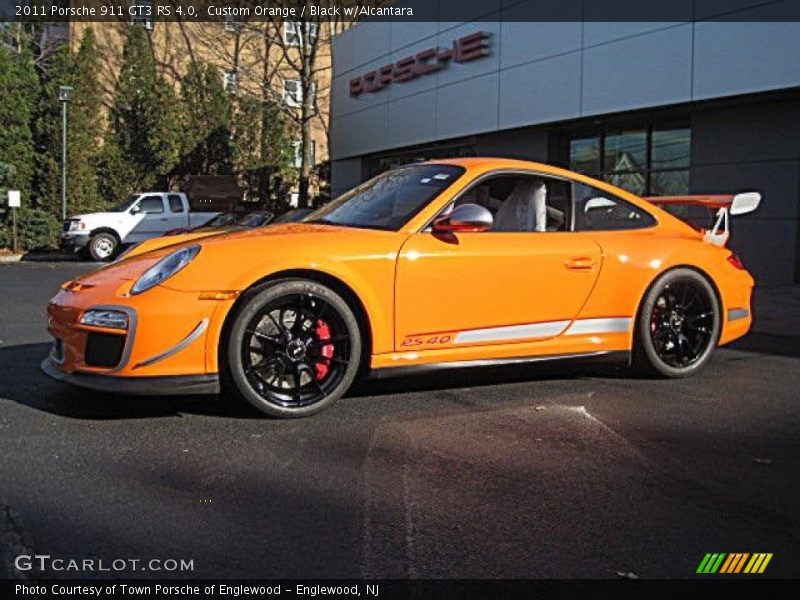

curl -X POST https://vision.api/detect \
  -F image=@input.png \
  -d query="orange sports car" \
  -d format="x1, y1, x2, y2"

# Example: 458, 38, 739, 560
43, 158, 761, 418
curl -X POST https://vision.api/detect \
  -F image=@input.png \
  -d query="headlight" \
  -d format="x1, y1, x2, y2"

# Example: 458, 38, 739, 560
130, 245, 201, 295
80, 310, 129, 329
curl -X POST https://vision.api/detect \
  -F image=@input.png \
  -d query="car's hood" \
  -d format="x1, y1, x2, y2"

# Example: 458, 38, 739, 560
123, 223, 347, 259
70, 223, 402, 291
122, 230, 224, 259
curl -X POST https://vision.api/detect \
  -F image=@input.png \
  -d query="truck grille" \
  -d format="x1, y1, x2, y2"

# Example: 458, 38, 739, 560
62, 221, 74, 233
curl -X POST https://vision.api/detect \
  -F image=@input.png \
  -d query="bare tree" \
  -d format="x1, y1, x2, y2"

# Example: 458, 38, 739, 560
270, 4, 334, 207
197, 7, 337, 207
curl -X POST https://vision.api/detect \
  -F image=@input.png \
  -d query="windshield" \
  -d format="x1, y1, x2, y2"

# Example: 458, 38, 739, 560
306, 164, 466, 231
275, 208, 313, 223
112, 195, 140, 212
235, 212, 274, 227
196, 213, 236, 229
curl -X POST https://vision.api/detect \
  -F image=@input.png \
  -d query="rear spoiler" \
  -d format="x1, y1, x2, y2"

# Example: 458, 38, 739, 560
644, 192, 761, 246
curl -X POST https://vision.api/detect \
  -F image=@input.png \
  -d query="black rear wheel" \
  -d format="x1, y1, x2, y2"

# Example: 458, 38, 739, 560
226, 279, 361, 417
634, 268, 720, 377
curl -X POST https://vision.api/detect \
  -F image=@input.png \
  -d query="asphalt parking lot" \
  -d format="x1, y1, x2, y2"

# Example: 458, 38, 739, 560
1, 262, 799, 579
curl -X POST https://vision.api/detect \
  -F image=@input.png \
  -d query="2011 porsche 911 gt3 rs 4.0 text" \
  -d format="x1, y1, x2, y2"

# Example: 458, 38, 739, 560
42, 158, 760, 418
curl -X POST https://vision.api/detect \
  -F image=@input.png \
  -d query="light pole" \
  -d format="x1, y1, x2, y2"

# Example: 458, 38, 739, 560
58, 85, 74, 221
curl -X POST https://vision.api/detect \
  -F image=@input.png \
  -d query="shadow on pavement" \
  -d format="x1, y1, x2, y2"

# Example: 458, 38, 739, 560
728, 331, 800, 358
352, 360, 624, 397
0, 343, 261, 420
1, 342, 627, 421
8, 331, 795, 422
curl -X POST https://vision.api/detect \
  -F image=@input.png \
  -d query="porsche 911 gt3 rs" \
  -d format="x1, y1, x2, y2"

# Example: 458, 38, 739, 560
43, 158, 760, 417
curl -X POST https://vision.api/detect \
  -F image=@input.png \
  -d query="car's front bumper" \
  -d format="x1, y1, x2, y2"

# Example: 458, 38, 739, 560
44, 277, 236, 395
41, 356, 219, 395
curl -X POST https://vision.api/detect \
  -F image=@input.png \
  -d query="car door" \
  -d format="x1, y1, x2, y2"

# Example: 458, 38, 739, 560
394, 173, 602, 351
166, 194, 189, 230
128, 195, 170, 241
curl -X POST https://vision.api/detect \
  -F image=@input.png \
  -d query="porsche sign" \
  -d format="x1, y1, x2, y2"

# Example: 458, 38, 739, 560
349, 32, 491, 98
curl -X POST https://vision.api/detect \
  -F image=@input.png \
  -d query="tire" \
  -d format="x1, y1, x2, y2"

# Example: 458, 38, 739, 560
87, 232, 119, 262
634, 268, 721, 378
225, 279, 362, 418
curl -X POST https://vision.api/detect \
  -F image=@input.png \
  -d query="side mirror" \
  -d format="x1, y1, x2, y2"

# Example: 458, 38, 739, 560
129, 206, 141, 215
432, 203, 493, 233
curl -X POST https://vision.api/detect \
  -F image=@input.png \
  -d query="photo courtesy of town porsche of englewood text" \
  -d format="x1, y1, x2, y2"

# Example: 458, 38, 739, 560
1, 1, 800, 598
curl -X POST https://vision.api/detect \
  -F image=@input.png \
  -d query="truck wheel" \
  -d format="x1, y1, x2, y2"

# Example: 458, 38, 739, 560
88, 233, 118, 262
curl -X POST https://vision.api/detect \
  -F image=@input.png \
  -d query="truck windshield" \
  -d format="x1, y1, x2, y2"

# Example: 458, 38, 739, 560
112, 195, 140, 212
306, 164, 466, 231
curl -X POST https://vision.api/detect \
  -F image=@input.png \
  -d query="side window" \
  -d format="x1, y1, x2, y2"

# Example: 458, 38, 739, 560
139, 196, 164, 214
451, 174, 571, 233
168, 194, 184, 213
573, 183, 656, 231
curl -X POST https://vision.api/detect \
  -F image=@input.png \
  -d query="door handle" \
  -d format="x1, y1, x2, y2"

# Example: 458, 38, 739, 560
160, 218, 168, 221
565, 256, 596, 270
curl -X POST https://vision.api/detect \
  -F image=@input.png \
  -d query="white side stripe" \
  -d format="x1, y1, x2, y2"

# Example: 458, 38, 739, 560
564, 318, 632, 335
452, 317, 632, 344
454, 321, 570, 344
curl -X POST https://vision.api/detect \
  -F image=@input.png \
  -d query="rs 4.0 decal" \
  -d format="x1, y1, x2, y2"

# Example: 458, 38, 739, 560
402, 334, 452, 347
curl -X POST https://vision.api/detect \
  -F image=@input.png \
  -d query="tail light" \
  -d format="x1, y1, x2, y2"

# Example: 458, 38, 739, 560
727, 253, 746, 270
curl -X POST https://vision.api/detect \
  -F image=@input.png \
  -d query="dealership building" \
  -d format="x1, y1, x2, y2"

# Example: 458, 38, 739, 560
329, 7, 800, 284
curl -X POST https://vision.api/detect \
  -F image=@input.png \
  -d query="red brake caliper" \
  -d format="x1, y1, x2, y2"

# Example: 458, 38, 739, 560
314, 320, 335, 381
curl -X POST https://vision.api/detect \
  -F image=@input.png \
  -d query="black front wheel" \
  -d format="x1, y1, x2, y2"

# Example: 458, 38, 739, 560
225, 279, 362, 418
634, 268, 721, 378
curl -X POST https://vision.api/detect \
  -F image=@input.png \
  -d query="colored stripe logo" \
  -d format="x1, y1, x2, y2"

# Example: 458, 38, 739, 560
697, 553, 773, 574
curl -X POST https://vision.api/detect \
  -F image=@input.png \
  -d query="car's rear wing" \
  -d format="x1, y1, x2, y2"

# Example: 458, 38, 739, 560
644, 192, 761, 246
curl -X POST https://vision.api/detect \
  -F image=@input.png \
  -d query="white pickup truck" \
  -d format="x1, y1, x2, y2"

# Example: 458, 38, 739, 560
60, 192, 219, 261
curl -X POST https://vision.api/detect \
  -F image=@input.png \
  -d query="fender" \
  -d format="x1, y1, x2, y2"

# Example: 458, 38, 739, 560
225, 253, 398, 357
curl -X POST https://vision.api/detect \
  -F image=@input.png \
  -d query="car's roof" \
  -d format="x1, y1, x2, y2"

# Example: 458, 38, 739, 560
419, 157, 574, 177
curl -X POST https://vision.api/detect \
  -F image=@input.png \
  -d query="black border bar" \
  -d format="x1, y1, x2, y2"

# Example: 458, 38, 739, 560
3, 0, 800, 23
3, 579, 800, 600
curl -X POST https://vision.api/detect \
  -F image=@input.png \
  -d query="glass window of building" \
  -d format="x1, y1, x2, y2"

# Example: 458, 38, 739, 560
569, 137, 601, 177
568, 126, 690, 197
283, 22, 319, 46
131, 0, 154, 30
223, 70, 238, 94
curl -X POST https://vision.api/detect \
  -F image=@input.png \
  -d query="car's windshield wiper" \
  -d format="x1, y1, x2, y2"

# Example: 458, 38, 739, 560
306, 218, 340, 226
305, 218, 392, 231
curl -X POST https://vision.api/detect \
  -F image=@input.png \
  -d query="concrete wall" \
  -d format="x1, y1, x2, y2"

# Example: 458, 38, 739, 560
330, 159, 365, 198
330, 3, 800, 161
690, 98, 800, 284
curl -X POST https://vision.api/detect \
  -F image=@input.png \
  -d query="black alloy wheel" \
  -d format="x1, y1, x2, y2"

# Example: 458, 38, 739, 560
635, 268, 720, 378
226, 279, 361, 417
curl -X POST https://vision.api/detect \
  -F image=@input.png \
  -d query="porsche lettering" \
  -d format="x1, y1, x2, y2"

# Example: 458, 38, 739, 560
349, 32, 490, 97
